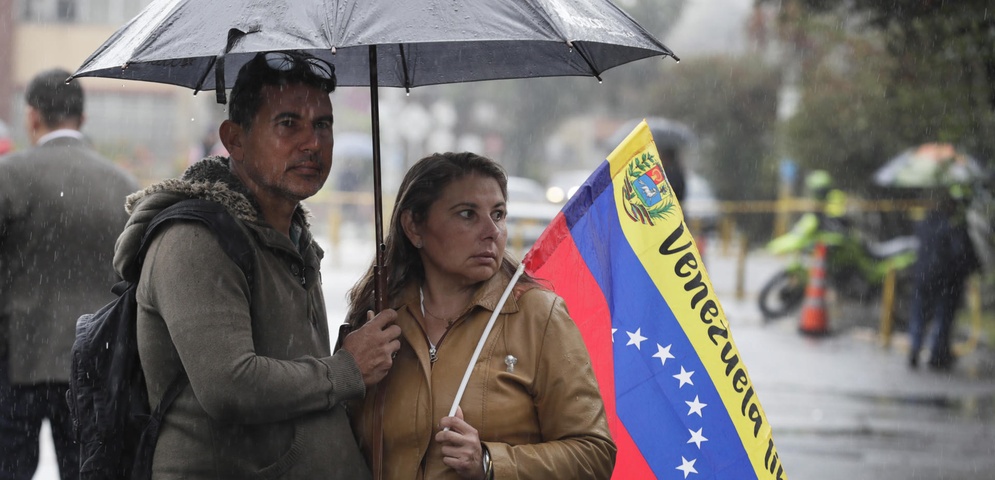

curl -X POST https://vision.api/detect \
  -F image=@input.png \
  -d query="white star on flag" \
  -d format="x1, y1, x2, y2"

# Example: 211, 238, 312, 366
611, 328, 617, 343
652, 343, 674, 366
673, 366, 694, 388
676, 456, 698, 478
687, 427, 708, 449
685, 395, 707, 417
626, 328, 647, 350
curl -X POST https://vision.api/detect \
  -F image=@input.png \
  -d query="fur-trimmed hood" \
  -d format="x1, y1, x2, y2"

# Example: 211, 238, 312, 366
126, 156, 260, 222
113, 156, 310, 279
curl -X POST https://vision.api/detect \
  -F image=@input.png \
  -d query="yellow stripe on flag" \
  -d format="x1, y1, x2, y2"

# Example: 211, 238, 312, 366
607, 120, 785, 479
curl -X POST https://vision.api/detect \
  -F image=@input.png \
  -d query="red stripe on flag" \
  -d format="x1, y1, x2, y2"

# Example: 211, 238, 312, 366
526, 215, 654, 479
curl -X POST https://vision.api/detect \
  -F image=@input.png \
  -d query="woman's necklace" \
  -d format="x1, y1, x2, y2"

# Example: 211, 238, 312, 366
419, 286, 470, 364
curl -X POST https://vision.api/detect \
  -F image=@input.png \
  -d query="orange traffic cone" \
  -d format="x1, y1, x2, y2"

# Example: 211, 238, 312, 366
799, 242, 829, 336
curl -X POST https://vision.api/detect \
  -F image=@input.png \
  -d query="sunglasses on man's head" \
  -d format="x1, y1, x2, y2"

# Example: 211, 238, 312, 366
263, 52, 336, 84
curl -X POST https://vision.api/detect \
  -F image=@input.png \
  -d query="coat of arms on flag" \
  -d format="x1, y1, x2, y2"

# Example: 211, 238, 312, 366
524, 120, 786, 479
623, 153, 677, 224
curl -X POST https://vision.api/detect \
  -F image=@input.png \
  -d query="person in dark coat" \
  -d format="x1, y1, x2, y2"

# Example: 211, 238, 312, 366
0, 68, 140, 479
908, 186, 981, 370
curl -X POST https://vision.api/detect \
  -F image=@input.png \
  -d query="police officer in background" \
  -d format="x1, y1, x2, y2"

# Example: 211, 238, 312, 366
908, 184, 981, 370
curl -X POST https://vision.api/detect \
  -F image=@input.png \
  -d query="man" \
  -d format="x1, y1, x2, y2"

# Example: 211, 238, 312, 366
0, 68, 139, 479
114, 51, 400, 478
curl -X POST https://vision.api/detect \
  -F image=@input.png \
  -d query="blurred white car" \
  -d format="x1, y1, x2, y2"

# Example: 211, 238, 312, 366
682, 172, 720, 232
506, 176, 561, 254
544, 169, 593, 204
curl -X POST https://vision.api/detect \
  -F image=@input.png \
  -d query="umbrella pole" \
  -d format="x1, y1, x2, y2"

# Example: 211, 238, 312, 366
369, 45, 387, 313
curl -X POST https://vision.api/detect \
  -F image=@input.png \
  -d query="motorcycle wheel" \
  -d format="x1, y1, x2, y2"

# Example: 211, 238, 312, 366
758, 269, 808, 321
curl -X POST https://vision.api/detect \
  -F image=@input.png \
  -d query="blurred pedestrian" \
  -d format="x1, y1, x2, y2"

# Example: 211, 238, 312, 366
908, 185, 981, 370
658, 145, 686, 203
0, 68, 139, 480
186, 126, 227, 166
346, 152, 616, 479
116, 51, 398, 478
0, 119, 12, 155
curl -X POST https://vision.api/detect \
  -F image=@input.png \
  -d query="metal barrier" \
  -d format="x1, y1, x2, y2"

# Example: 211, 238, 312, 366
308, 191, 982, 350
306, 190, 541, 259
707, 196, 983, 351
710, 197, 932, 253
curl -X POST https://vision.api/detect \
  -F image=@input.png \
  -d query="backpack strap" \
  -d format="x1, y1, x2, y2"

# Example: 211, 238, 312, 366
129, 198, 255, 479
136, 198, 255, 285
132, 373, 190, 479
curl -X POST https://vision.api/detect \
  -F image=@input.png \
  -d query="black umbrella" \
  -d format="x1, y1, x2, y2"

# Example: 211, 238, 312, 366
609, 116, 697, 150
70, 0, 678, 309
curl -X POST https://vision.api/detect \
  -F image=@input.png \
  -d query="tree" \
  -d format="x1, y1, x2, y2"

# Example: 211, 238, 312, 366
644, 57, 782, 204
758, 0, 995, 192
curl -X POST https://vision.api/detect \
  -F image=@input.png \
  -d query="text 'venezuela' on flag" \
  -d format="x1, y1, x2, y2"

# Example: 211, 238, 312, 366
523, 120, 785, 479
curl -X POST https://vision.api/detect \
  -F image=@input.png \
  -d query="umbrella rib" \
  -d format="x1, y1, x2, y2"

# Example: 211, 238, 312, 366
570, 43, 603, 82
192, 56, 218, 96
399, 44, 411, 94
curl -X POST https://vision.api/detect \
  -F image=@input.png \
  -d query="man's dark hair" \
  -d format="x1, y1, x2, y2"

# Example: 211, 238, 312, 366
228, 51, 337, 129
26, 68, 84, 127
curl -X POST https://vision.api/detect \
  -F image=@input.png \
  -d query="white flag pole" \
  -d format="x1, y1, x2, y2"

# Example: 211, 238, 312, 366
445, 263, 526, 423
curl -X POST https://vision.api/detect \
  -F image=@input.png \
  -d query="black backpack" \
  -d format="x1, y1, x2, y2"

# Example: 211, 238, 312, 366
67, 198, 254, 480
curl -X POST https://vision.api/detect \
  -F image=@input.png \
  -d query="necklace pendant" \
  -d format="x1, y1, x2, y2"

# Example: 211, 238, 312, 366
505, 355, 517, 373
429, 346, 438, 364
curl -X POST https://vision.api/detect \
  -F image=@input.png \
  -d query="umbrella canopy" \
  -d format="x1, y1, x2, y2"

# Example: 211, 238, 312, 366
873, 143, 985, 188
72, 0, 676, 93
71, 0, 677, 309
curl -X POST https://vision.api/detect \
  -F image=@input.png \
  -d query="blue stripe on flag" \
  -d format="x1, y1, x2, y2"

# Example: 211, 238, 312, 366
564, 162, 755, 478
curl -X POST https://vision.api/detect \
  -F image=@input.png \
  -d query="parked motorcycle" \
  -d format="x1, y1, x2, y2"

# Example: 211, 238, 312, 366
758, 212, 918, 322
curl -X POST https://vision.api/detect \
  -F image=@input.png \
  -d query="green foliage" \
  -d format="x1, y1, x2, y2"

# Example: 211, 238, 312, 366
763, 0, 995, 193
642, 57, 783, 204
782, 37, 904, 192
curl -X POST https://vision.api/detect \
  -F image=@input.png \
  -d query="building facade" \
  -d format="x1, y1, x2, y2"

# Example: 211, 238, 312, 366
0, 0, 221, 183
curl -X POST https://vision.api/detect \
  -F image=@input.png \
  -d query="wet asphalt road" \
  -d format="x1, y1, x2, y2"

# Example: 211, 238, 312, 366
712, 241, 995, 480
735, 319, 995, 480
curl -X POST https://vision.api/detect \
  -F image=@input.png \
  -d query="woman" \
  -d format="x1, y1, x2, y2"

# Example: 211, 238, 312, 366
347, 152, 615, 479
